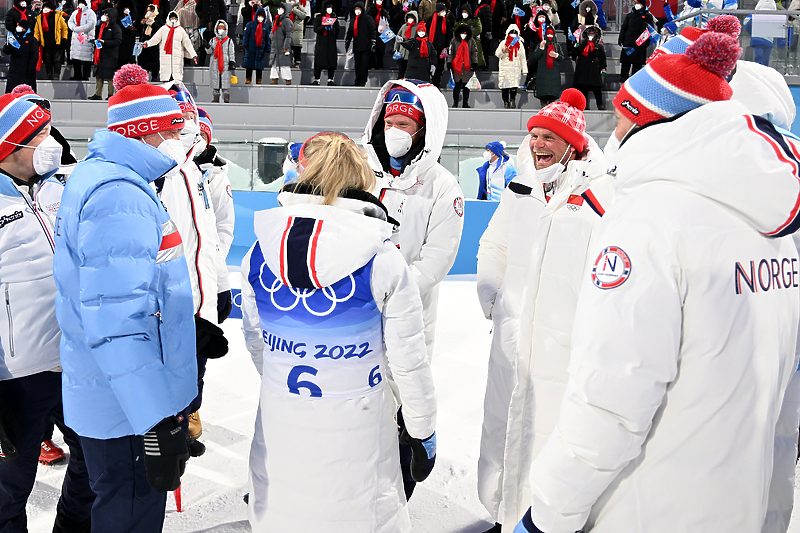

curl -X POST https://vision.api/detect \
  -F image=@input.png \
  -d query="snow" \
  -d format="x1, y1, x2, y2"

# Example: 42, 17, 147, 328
24, 278, 800, 532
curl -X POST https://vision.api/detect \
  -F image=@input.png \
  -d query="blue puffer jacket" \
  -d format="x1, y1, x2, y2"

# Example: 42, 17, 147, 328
54, 129, 198, 439
243, 7, 271, 70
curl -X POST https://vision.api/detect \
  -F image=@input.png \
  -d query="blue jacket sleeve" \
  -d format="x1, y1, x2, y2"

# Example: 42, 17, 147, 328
476, 162, 488, 200
243, 22, 252, 48
76, 181, 181, 435
504, 162, 517, 186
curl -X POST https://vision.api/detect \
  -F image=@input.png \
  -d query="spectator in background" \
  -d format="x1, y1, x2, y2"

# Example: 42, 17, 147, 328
269, 2, 294, 84
67, 0, 95, 80
312, 0, 340, 85
395, 10, 418, 78
243, 7, 271, 84
476, 141, 516, 201
88, 8, 122, 99
289, 0, 307, 68
448, 23, 478, 108
6, 0, 32, 32
401, 20, 436, 81
3, 20, 39, 92
531, 26, 563, 106
572, 24, 605, 109
618, 0, 654, 82
241, 0, 264, 28
477, 0, 503, 63
522, 9, 548, 91
197, 0, 227, 64
34, 1, 68, 80
568, 0, 598, 54
425, 2, 451, 88
345, 1, 376, 86
744, 0, 777, 66
650, 0, 678, 30
458, 5, 484, 70
366, 0, 387, 70
116, 0, 137, 67
142, 10, 198, 82
418, 0, 435, 22
206, 19, 235, 101
497, 24, 527, 108
138, 3, 161, 80
175, 0, 200, 33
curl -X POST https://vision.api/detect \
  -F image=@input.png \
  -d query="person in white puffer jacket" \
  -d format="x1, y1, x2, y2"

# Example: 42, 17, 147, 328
240, 133, 436, 533
515, 33, 800, 533
66, 0, 95, 80
476, 88, 611, 533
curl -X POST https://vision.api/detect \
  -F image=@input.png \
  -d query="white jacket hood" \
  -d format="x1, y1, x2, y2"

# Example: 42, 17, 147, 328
616, 100, 800, 238
255, 187, 394, 289
362, 79, 449, 190
730, 60, 795, 130
517, 132, 607, 195
756, 0, 776, 9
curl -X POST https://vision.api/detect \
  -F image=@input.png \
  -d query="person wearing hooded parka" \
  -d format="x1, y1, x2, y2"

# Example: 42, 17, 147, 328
269, 2, 294, 84
67, 0, 95, 80
3, 19, 39, 92
424, 2, 451, 88
243, 7, 271, 84
345, 1, 377, 86
401, 20, 436, 81
142, 10, 198, 82
394, 10, 418, 78
618, 0, 654, 81
312, 0, 340, 85
456, 5, 484, 68
448, 23, 477, 108
89, 7, 122, 99
138, 3, 161, 80
206, 19, 235, 101
6, 0, 33, 32
572, 24, 606, 109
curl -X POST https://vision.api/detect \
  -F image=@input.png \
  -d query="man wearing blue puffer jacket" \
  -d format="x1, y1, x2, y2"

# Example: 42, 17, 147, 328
53, 68, 198, 532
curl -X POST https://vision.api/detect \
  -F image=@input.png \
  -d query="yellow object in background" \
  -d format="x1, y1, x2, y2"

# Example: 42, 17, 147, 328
231, 75, 238, 85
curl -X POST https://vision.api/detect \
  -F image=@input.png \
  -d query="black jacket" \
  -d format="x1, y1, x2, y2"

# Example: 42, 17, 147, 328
345, 2, 377, 52
424, 10, 450, 51
313, 1, 340, 68
95, 8, 122, 78
618, 6, 653, 63
401, 36, 436, 80
197, 0, 226, 27
6, 0, 33, 32
572, 27, 606, 87
3, 27, 38, 91
476, 0, 503, 36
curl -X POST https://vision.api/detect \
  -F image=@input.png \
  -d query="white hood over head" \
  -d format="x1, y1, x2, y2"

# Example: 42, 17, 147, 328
362, 79, 449, 190
730, 60, 795, 130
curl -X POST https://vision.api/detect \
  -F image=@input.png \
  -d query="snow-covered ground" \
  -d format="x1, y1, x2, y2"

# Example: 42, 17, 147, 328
24, 278, 800, 532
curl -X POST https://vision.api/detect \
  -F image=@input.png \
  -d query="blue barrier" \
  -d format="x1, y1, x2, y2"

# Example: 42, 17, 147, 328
228, 191, 499, 275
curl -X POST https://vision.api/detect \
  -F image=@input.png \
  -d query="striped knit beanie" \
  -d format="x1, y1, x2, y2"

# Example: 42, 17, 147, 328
0, 93, 51, 162
198, 107, 213, 139
384, 86, 426, 125
171, 89, 196, 115
107, 64, 184, 137
526, 88, 587, 152
648, 15, 740, 63
613, 32, 741, 127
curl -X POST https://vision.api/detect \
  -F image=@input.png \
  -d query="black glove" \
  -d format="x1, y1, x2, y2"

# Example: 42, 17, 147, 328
0, 405, 17, 463
399, 428, 436, 482
143, 416, 189, 492
228, 60, 236, 71
195, 315, 229, 359
471, 62, 478, 71
217, 290, 232, 323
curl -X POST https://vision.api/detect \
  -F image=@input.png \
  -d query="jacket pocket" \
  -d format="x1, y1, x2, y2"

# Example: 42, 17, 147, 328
4, 284, 14, 359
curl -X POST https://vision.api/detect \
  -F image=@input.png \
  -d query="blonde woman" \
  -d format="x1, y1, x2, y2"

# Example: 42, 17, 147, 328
240, 133, 438, 533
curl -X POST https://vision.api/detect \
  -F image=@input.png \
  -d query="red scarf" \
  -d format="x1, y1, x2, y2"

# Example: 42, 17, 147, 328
93, 21, 106, 64
490, 0, 496, 13
582, 40, 594, 56
352, 12, 358, 36
374, 3, 382, 24
418, 35, 428, 57
42, 12, 49, 32
164, 23, 177, 54
14, 5, 27, 21
545, 37, 555, 68
515, 14, 521, 30
76, 6, 82, 24
404, 19, 414, 39
473, 4, 482, 16
452, 38, 469, 74
272, 17, 280, 33
427, 12, 445, 42
535, 21, 545, 40
505, 33, 519, 61
214, 35, 227, 72
255, 20, 263, 46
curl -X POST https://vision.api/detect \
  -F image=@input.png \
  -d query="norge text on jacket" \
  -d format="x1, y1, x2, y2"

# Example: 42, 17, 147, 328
734, 257, 799, 294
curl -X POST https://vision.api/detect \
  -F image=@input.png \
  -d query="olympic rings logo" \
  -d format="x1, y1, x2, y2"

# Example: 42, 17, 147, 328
259, 261, 356, 316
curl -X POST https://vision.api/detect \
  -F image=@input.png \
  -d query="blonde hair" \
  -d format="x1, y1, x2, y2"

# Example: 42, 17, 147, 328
293, 133, 376, 205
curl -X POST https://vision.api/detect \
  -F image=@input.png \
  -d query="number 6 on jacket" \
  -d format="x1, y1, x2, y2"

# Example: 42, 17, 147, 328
287, 365, 323, 397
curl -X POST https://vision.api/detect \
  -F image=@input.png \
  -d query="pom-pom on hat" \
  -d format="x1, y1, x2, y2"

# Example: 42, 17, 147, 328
107, 64, 184, 138
648, 14, 740, 63
0, 93, 51, 162
485, 141, 506, 158
384, 85, 426, 125
527, 88, 587, 152
197, 107, 213, 139
613, 32, 741, 127
10, 84, 34, 95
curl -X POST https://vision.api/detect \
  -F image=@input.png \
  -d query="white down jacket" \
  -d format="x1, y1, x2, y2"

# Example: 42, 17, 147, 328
0, 173, 62, 380
362, 79, 465, 357
67, 6, 96, 62
526, 100, 800, 533
476, 134, 611, 527
240, 187, 436, 533
145, 15, 197, 82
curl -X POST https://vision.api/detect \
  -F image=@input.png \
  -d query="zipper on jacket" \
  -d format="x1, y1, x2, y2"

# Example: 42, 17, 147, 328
5, 285, 15, 359
21, 190, 55, 253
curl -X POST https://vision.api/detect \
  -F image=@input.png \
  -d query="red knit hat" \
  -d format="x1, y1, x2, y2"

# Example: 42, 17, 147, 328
527, 88, 587, 152
0, 93, 51, 162
416, 20, 427, 34
613, 33, 741, 127
107, 64, 184, 138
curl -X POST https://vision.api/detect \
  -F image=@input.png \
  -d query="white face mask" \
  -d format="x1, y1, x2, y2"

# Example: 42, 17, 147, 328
384, 127, 415, 158
180, 120, 200, 153
42, 7, 50, 13
31, 135, 62, 175
588, 34, 594, 40
483, 151, 492, 161
439, 10, 445, 15
168, 17, 178, 25
157, 136, 186, 165
585, 6, 591, 11
377, 1, 382, 5
354, 8, 360, 15
417, 31, 425, 37
538, 16, 545, 22
407, 17, 414, 23
101, 14, 108, 21
124, 8, 130, 13
257, 16, 264, 21
327, 7, 333, 12
460, 33, 467, 39
461, 11, 468, 17
535, 147, 572, 184
19, 2, 26, 7
543, 4, 550, 9
194, 136, 207, 154
634, 3, 642, 8
277, 7, 284, 14
16, 26, 23, 32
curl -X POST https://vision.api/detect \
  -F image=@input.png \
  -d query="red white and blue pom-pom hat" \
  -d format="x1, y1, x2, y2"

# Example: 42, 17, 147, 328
107, 64, 185, 138
613, 32, 742, 127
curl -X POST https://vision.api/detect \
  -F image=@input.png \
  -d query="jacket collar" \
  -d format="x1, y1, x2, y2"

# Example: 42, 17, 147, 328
86, 129, 177, 184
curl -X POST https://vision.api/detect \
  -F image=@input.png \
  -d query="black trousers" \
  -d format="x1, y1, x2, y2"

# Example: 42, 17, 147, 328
619, 61, 643, 83
71, 59, 91, 80
354, 50, 370, 86
574, 83, 604, 109
43, 47, 62, 80
397, 58, 408, 78
246, 68, 264, 80
431, 56, 445, 88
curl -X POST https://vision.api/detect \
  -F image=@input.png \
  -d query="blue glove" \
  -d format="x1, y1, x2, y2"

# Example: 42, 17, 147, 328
514, 508, 546, 533
399, 429, 436, 482
663, 20, 677, 34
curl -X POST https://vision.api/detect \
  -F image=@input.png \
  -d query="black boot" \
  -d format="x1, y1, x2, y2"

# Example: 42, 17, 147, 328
187, 435, 205, 457
452, 89, 460, 108
52, 509, 91, 533
462, 87, 471, 108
